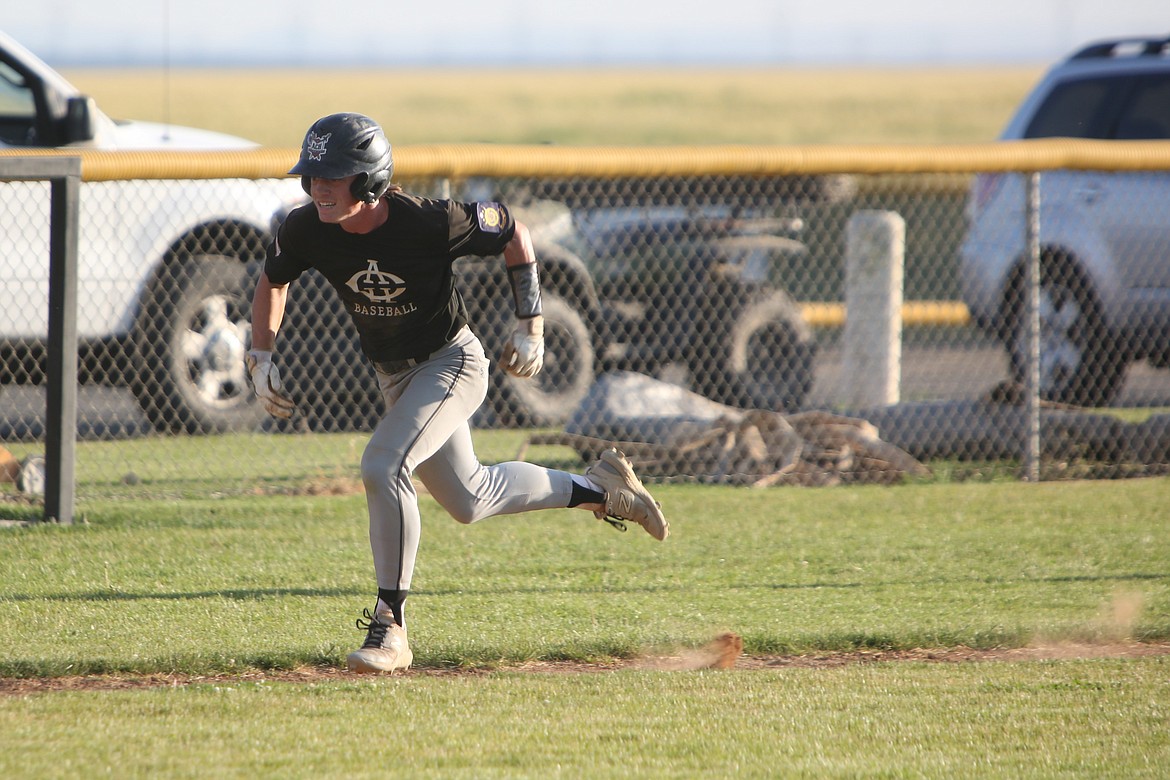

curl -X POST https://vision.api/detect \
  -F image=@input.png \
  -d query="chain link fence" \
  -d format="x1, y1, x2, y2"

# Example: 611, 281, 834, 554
3, 145, 1170, 513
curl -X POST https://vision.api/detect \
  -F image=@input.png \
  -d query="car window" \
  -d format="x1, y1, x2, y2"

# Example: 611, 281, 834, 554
1112, 75, 1170, 139
0, 60, 37, 145
1023, 77, 1121, 139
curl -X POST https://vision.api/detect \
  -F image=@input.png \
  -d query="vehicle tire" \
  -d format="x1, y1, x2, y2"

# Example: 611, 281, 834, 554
496, 292, 595, 427
1005, 258, 1126, 407
694, 289, 817, 413
131, 255, 267, 433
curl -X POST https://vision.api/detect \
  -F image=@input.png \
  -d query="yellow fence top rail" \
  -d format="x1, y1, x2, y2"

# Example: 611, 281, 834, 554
4, 139, 1170, 181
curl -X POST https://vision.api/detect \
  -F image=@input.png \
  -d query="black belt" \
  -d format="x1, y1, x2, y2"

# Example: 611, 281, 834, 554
371, 327, 468, 375
372, 353, 435, 374
372, 342, 452, 374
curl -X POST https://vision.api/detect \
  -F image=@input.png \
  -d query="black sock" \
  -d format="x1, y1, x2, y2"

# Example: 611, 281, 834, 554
568, 480, 606, 508
377, 588, 408, 627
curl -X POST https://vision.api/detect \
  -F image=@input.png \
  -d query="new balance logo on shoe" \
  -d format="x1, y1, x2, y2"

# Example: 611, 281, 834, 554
617, 493, 633, 516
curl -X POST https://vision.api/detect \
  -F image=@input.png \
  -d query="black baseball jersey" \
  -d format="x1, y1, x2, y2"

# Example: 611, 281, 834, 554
265, 191, 516, 362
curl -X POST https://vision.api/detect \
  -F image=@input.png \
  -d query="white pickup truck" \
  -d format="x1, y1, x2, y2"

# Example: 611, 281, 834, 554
0, 31, 303, 433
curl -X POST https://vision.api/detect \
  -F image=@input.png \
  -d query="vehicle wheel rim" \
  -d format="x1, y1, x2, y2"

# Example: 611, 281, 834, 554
537, 321, 579, 394
180, 294, 251, 409
1025, 282, 1084, 395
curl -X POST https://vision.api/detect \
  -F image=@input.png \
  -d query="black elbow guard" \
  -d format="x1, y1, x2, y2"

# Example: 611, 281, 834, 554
507, 262, 543, 319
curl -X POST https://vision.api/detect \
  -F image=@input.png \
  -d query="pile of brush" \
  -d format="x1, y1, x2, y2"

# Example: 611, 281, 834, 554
520, 410, 930, 486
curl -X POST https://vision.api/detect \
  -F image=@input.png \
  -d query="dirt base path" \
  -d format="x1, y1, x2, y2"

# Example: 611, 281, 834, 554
3, 639, 1168, 696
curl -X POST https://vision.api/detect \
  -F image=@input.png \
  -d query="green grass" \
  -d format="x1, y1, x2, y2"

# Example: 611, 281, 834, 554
2, 429, 1168, 776
62, 66, 1042, 147
7, 476, 1169, 678
3, 660, 1167, 778
2, 431, 1168, 678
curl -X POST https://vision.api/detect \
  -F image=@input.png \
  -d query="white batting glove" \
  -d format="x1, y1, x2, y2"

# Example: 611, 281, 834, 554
245, 349, 297, 419
499, 316, 545, 379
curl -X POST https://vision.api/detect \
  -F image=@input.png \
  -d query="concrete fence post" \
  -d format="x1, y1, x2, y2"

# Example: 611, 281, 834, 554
843, 210, 905, 410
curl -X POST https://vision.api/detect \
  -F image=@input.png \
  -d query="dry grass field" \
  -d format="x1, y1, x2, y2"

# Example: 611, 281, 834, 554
63, 66, 1043, 147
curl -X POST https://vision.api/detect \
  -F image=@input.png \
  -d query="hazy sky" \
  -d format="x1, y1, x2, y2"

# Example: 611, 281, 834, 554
7, 0, 1169, 66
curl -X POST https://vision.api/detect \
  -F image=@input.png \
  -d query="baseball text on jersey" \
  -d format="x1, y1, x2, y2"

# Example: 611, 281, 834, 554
351, 301, 420, 318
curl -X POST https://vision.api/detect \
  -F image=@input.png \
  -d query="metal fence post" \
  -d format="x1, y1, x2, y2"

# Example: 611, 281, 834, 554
0, 156, 81, 523
1023, 172, 1041, 482
44, 159, 82, 523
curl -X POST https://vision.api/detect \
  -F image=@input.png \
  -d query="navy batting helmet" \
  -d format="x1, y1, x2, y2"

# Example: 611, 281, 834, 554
289, 113, 393, 203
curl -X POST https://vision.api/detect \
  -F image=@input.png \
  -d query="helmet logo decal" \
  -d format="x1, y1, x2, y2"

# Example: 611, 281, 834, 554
347, 260, 407, 303
305, 131, 331, 161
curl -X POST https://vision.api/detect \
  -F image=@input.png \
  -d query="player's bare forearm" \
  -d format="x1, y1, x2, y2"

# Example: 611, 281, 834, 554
503, 221, 536, 268
250, 271, 289, 351
499, 220, 545, 376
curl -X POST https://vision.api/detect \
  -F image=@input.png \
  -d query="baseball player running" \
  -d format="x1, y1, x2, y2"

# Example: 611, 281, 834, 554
248, 113, 668, 674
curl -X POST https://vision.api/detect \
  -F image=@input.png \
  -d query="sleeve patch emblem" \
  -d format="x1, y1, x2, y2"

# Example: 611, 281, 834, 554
476, 202, 504, 233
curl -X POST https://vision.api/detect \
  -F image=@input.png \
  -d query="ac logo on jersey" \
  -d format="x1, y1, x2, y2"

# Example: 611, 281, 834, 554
305, 131, 331, 161
347, 259, 406, 303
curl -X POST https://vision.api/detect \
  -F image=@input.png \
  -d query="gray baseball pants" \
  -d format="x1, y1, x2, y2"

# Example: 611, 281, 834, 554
361, 326, 575, 592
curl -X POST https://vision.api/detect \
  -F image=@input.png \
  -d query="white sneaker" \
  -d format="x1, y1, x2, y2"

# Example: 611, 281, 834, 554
347, 608, 413, 673
585, 449, 669, 541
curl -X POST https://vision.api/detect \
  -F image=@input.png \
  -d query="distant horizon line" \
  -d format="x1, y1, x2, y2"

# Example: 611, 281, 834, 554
50, 54, 1054, 69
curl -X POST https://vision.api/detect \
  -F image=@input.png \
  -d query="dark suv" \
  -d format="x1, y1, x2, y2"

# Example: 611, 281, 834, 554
960, 35, 1170, 406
